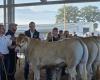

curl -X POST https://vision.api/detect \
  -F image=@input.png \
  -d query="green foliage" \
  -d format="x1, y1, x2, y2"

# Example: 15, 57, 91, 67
80, 6, 100, 22
56, 6, 79, 23
56, 5, 100, 23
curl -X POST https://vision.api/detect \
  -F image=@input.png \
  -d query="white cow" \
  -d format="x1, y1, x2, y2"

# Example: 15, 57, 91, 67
16, 34, 88, 80
79, 37, 97, 80
92, 36, 100, 79
78, 36, 99, 80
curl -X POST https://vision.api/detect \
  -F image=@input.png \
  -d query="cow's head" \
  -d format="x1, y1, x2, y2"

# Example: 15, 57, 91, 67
16, 33, 29, 53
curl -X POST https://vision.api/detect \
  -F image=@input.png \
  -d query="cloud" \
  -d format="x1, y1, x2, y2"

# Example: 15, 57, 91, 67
29, 5, 63, 12
15, 6, 57, 24
15, 17, 56, 25
0, 1, 3, 5
0, 9, 3, 22
0, 9, 3, 16
15, 0, 40, 4
15, 2, 100, 24
15, 12, 56, 24
16, 6, 57, 13
16, 4, 63, 12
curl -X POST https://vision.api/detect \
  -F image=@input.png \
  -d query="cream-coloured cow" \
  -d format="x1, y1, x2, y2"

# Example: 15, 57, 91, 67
79, 37, 97, 80
77, 36, 99, 80
92, 36, 100, 79
16, 34, 88, 80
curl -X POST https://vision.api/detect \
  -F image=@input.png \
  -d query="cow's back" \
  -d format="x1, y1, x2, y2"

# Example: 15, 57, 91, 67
27, 38, 85, 68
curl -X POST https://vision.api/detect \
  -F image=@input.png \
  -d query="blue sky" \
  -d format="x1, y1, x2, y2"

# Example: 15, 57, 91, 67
15, 0, 59, 3
0, 0, 100, 24
15, 2, 100, 24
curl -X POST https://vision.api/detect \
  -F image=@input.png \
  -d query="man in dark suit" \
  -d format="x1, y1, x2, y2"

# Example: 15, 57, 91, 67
24, 22, 40, 80
6, 23, 18, 80
25, 22, 39, 39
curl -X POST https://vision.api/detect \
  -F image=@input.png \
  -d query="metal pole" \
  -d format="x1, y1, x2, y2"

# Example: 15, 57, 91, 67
7, 0, 15, 26
4, 0, 7, 30
64, 4, 66, 31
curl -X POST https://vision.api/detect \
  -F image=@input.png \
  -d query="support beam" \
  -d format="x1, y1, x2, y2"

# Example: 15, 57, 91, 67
7, 0, 15, 27
0, 0, 100, 8
4, 0, 7, 30
64, 4, 66, 31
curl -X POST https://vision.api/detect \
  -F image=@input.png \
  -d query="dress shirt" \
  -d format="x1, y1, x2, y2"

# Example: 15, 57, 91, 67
0, 35, 12, 54
30, 30, 34, 38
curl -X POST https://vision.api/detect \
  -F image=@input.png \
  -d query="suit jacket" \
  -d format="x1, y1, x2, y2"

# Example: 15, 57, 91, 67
25, 29, 40, 39
6, 30, 15, 37
6, 30, 16, 54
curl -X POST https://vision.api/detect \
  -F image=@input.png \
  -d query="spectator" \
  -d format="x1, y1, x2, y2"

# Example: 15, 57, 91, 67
86, 33, 89, 37
46, 27, 60, 80
24, 22, 40, 80
47, 27, 60, 42
47, 32, 52, 41
6, 23, 18, 80
69, 34, 73, 38
91, 32, 94, 36
0, 24, 12, 80
73, 32, 77, 37
63, 30, 69, 38
58, 30, 63, 39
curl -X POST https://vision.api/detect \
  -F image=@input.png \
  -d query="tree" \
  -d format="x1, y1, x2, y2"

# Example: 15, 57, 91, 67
80, 6, 100, 22
56, 6, 79, 23
95, 13, 100, 22
93, 23, 98, 31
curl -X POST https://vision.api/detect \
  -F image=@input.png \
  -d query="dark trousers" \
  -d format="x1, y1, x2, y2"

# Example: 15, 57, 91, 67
0, 54, 9, 80
46, 67, 52, 80
45, 66, 66, 80
24, 60, 29, 80
8, 53, 17, 80
24, 63, 54, 80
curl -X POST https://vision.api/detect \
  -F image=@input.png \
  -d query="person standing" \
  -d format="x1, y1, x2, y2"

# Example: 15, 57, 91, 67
47, 27, 60, 42
58, 30, 63, 39
63, 30, 70, 38
46, 27, 60, 80
24, 22, 40, 80
0, 24, 12, 80
6, 23, 18, 80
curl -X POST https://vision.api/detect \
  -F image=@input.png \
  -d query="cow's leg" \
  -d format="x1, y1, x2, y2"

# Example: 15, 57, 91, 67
33, 66, 40, 80
92, 62, 99, 73
56, 68, 62, 80
52, 67, 62, 80
86, 63, 93, 80
78, 63, 87, 80
52, 68, 57, 80
65, 67, 76, 80
92, 61, 99, 80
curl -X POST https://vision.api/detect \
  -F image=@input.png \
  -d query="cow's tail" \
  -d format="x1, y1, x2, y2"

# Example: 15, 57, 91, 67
77, 38, 88, 80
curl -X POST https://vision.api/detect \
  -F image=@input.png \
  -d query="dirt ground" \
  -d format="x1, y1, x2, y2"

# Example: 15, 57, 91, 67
15, 58, 68, 80
15, 58, 33, 80
15, 59, 100, 80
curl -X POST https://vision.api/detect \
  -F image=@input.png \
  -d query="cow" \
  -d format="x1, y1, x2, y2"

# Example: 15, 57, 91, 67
76, 36, 99, 80
91, 36, 100, 79
79, 37, 97, 80
16, 34, 88, 80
